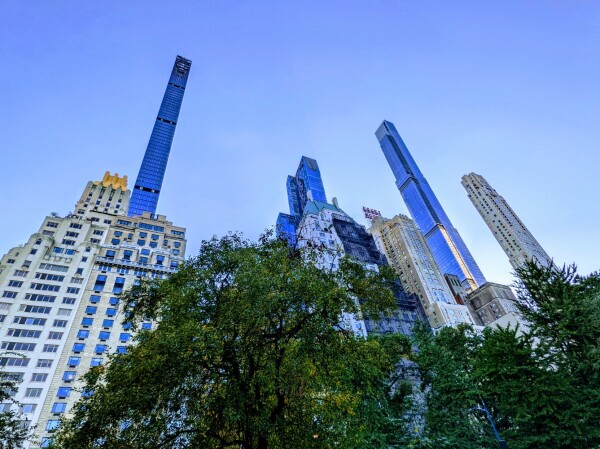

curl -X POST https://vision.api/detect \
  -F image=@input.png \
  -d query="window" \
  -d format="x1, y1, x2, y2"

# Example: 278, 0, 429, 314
30, 283, 61, 292
149, 241, 158, 248
106, 308, 117, 317
141, 249, 150, 255
77, 330, 89, 339
151, 234, 159, 240
30, 248, 38, 255
66, 287, 80, 294
8, 280, 23, 288
37, 359, 53, 368
99, 331, 110, 341
111, 238, 120, 245
65, 231, 79, 237
43, 344, 59, 353
81, 317, 93, 327
62, 239, 76, 246
109, 297, 119, 306
105, 250, 116, 260
173, 241, 181, 248
25, 388, 43, 398
139, 232, 147, 238
117, 346, 127, 354
93, 275, 107, 292
21, 404, 37, 414
156, 256, 165, 266
53, 319, 68, 327
46, 222, 59, 228
70, 277, 83, 284
69, 223, 82, 229
46, 420, 60, 431
76, 268, 84, 275
7, 329, 41, 338
85, 306, 97, 315
1, 342, 36, 351
95, 344, 107, 354
119, 333, 131, 342
123, 250, 133, 260
62, 297, 76, 305
89, 295, 101, 304
42, 230, 54, 236
137, 239, 146, 246
31, 373, 48, 382
48, 332, 63, 340
57, 387, 72, 398
0, 357, 30, 367
102, 319, 114, 328
57, 308, 72, 316
72, 343, 85, 353
13, 316, 46, 325
51, 403, 67, 414
19, 305, 52, 314
0, 303, 10, 310
90, 358, 102, 367
141, 322, 152, 330
13, 270, 28, 277
171, 261, 179, 268
62, 371, 76, 382
3, 291, 17, 298
6, 259, 15, 264
139, 257, 148, 264
122, 322, 132, 331
112, 277, 125, 294
93, 230, 104, 236
68, 357, 81, 367
172, 249, 180, 256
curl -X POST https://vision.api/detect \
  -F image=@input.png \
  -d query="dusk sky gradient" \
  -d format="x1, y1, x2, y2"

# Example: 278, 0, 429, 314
2, 1, 599, 286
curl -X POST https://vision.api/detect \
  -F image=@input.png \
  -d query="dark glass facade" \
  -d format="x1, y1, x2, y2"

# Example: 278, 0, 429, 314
128, 56, 192, 217
376, 120, 486, 289
276, 157, 327, 243
331, 215, 427, 336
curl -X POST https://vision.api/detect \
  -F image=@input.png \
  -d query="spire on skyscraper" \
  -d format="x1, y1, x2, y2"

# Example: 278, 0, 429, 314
128, 55, 191, 217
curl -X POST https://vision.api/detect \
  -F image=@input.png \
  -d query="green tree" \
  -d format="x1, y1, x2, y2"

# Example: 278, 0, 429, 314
512, 262, 600, 448
411, 324, 497, 449
0, 354, 32, 449
53, 233, 413, 449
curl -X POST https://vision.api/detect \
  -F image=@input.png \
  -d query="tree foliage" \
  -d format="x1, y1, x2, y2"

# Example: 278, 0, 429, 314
53, 233, 413, 449
413, 261, 600, 449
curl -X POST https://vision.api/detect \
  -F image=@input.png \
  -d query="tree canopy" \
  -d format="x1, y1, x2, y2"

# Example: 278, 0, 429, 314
52, 233, 414, 449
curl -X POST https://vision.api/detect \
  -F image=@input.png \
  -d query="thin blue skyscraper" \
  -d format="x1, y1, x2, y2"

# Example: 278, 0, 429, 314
128, 55, 192, 217
376, 120, 486, 290
276, 156, 327, 244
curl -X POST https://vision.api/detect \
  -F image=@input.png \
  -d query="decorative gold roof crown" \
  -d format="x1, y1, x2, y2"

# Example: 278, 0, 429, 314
94, 171, 128, 191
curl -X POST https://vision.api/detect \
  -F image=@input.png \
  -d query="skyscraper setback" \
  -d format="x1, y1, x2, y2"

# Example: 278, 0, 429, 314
128, 56, 192, 218
375, 120, 486, 290
461, 172, 553, 270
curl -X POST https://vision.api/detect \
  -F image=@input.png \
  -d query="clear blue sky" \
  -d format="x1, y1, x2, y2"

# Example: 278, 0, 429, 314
2, 1, 599, 286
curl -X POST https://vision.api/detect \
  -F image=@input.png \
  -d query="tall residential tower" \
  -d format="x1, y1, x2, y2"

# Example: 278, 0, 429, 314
368, 214, 475, 329
461, 173, 553, 270
376, 120, 486, 291
128, 56, 191, 217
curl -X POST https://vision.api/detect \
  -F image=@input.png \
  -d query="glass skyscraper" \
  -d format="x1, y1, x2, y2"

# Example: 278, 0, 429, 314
276, 156, 327, 244
375, 120, 486, 290
128, 55, 192, 217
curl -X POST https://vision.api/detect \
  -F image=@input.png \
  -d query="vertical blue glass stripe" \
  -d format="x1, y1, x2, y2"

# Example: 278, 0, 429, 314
128, 56, 191, 217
